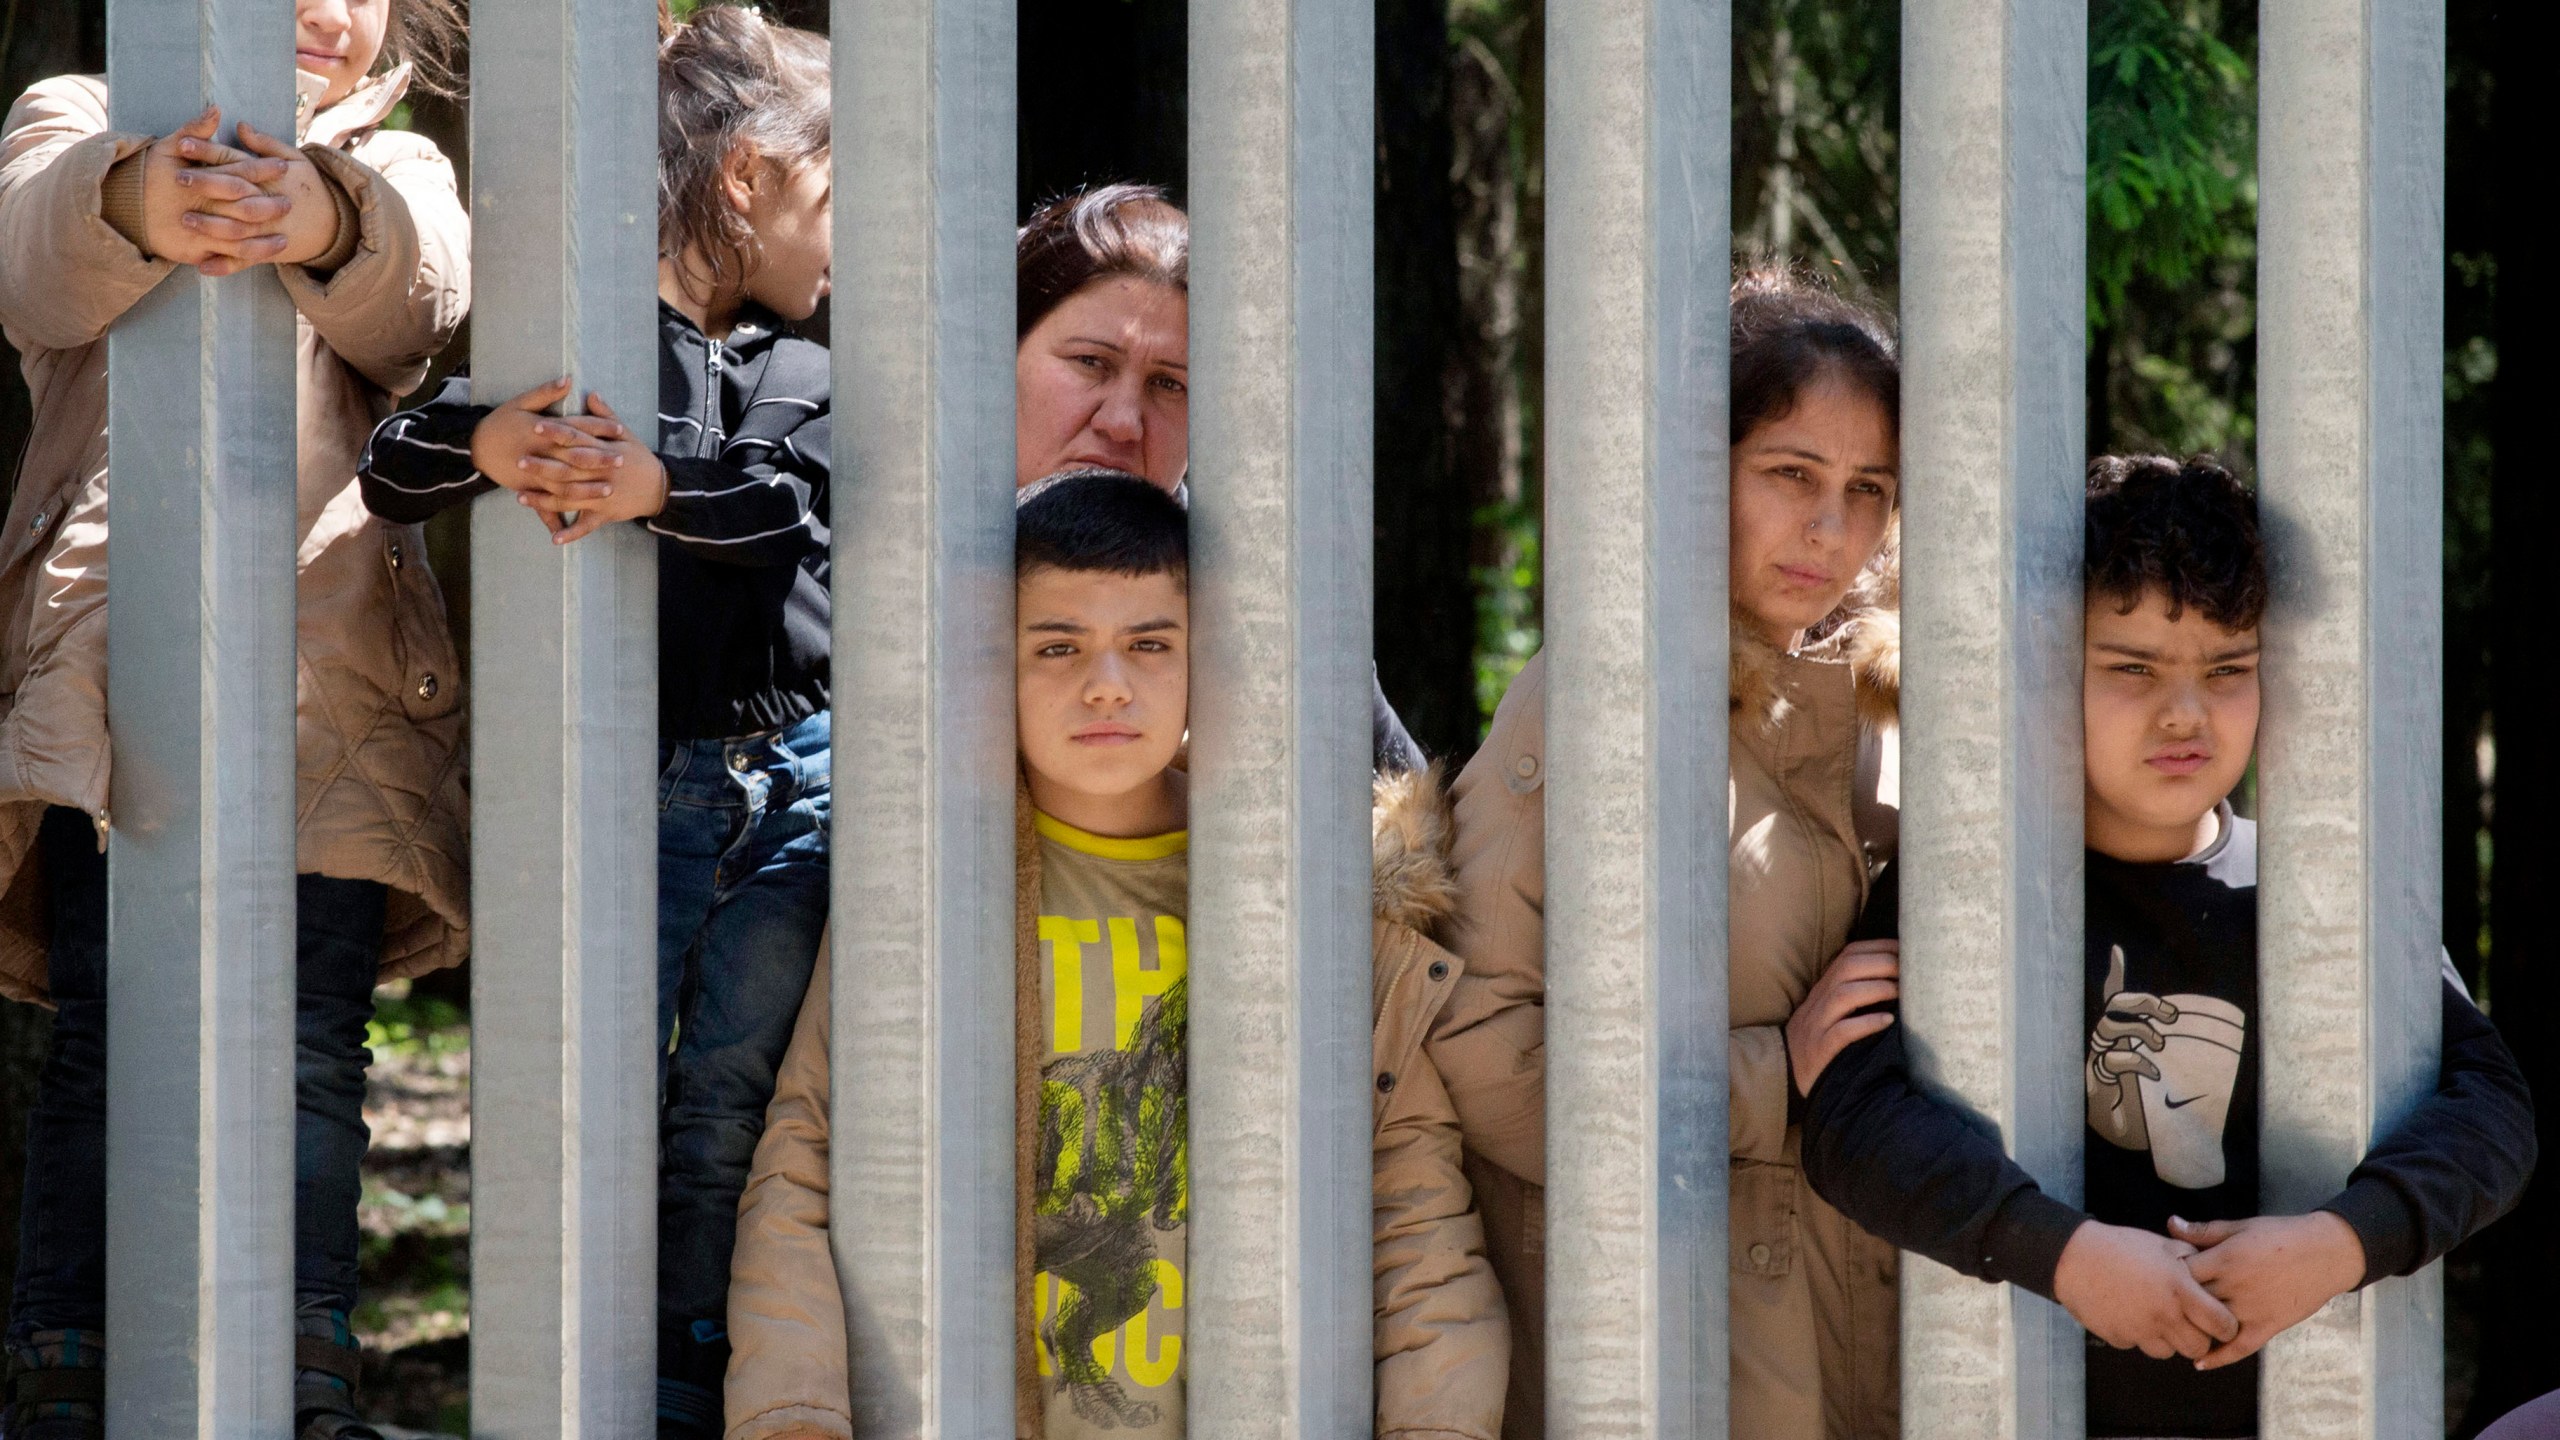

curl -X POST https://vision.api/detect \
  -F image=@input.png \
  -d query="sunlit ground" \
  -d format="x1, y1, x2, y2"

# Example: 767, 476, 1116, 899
357, 979, 471, 1438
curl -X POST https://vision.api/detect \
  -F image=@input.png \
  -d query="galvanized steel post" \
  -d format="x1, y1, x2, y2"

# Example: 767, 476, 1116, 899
2255, 2, 2446, 1435
103, 4, 298, 1433
824, 0, 1018, 1430
464, 0, 661, 1432
1184, 0, 1376, 1430
1541, 0, 1732, 1433
1896, 1, 2088, 1435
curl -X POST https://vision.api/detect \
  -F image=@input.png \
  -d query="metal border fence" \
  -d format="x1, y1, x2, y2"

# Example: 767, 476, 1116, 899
93, 0, 2444, 1436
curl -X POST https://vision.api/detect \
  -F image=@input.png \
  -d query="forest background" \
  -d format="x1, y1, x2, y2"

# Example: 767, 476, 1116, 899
0, 0, 2547, 1434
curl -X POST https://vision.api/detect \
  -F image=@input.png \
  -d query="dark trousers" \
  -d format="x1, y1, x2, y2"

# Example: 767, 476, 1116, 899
8, 805, 385, 1340
653, 711, 831, 1430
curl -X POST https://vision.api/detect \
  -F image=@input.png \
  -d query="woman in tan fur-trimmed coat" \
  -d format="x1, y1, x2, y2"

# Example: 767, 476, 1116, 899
721, 769, 1509, 1440
1429, 268, 1908, 1439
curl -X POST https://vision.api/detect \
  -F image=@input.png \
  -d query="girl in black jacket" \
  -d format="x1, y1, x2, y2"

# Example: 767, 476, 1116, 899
356, 10, 834, 1437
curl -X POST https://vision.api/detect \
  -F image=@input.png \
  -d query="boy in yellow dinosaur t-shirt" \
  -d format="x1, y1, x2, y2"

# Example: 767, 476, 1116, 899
722, 469, 1508, 1440
1010, 472, 1194, 1436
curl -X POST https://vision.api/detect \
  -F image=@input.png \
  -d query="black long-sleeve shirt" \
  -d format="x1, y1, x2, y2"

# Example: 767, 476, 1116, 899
359, 301, 831, 741
1802, 813, 2536, 1438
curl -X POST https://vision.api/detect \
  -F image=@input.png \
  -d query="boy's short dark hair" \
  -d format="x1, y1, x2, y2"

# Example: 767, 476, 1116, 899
2085, 453, 2267, 631
1016, 469, 1190, 586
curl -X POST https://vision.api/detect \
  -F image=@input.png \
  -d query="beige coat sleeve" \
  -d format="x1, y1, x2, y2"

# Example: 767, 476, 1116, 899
1441, 648, 1809, 1171
0, 76, 172, 354
284, 133, 468, 398
724, 961, 852, 1440
1374, 926, 1509, 1440
1433, 651, 1550, 1186
1727, 1021, 1795, 1164
0, 459, 112, 816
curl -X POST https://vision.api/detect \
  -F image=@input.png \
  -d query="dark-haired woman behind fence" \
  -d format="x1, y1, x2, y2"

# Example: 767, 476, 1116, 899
1008, 181, 1426, 773
1436, 264, 1908, 1439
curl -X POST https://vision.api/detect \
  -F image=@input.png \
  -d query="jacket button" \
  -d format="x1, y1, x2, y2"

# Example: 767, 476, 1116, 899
29, 511, 49, 536
1375, 1072, 1396, 1094
1749, 1242, 1772, 1267
416, 673, 439, 701
1513, 754, 1538, 780
388, 541, 405, 569
1427, 960, 1449, 982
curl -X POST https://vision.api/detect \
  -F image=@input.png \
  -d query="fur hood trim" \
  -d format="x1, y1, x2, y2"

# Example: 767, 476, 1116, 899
1732, 522, 1901, 733
1373, 764, 1461, 937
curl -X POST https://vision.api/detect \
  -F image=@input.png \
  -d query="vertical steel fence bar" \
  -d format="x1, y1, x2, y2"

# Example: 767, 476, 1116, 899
2256, 2, 2446, 1434
103, 3, 297, 1432
465, 1, 659, 1432
1896, 2, 2088, 1435
1541, 0, 1730, 1434
826, 0, 1018, 1430
1184, 0, 1375, 1430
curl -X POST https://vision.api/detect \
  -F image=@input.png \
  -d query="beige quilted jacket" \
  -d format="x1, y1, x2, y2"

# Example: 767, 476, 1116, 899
723, 771, 1510, 1440
0, 68, 470, 1000
1433, 588, 1903, 1440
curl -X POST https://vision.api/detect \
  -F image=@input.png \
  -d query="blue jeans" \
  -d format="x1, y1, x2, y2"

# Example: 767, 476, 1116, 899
8, 805, 384, 1341
654, 711, 830, 1414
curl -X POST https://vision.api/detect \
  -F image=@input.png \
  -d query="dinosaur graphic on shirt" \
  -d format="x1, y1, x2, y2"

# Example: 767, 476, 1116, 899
1035, 978, 1189, 1430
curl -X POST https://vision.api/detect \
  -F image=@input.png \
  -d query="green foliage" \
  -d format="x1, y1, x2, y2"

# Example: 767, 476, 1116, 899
1463, 0, 2272, 718
1733, 0, 1900, 294
1449, 0, 1546, 732
1472, 500, 1540, 726
366, 990, 468, 1058
2083, 0, 2259, 466
2087, 0, 2255, 331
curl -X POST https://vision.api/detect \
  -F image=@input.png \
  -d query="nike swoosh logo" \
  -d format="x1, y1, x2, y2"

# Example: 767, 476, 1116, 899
2164, 1093, 2205, 1109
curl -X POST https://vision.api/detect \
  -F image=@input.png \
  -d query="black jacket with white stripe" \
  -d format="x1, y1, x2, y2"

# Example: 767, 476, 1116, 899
359, 301, 831, 741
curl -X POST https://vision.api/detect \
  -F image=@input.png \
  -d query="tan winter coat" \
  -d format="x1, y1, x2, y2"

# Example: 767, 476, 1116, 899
0, 70, 470, 999
723, 772, 1510, 1440
1432, 599, 1902, 1440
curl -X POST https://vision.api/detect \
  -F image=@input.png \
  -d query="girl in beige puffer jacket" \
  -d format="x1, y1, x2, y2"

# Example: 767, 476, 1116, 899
1429, 267, 1908, 1440
0, 3, 468, 1435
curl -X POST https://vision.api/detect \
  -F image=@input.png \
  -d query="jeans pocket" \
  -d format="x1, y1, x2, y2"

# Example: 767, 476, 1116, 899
658, 744, 693, 809
794, 742, 831, 800
778, 784, 830, 853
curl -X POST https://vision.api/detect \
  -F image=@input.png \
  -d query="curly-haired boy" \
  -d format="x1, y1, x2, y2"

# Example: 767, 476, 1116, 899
1790, 455, 2536, 1437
